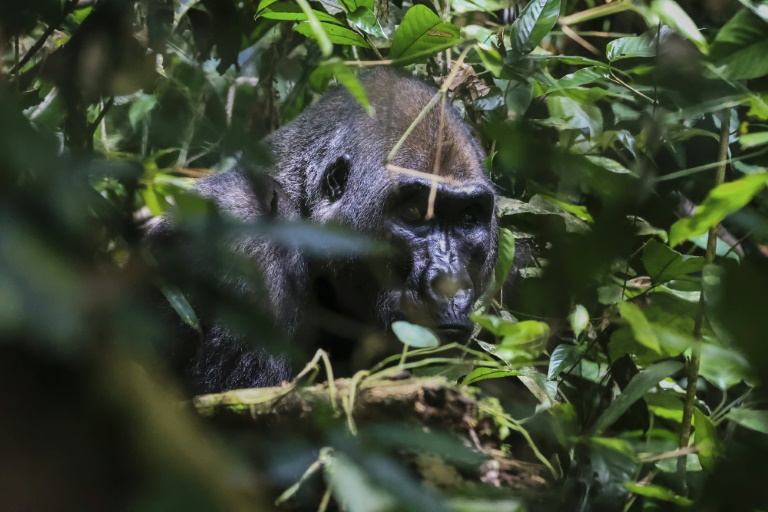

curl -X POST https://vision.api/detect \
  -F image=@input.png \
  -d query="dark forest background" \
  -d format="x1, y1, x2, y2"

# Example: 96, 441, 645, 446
2, 0, 768, 510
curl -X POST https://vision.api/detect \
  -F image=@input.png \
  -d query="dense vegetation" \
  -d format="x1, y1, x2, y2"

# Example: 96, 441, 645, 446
2, 0, 768, 510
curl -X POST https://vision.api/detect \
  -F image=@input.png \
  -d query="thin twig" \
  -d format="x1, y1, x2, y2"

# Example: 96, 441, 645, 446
343, 59, 394, 66
560, 24, 599, 55
677, 109, 731, 492
386, 164, 453, 184
10, 0, 78, 75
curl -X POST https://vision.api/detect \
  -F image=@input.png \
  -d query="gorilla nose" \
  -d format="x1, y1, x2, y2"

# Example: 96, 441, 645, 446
426, 271, 473, 313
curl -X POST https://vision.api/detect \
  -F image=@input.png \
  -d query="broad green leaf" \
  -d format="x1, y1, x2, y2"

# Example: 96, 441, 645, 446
161, 285, 202, 334
699, 342, 752, 389
669, 173, 768, 247
471, 313, 519, 336
727, 408, 768, 434
141, 186, 166, 216
472, 315, 550, 360
742, 0, 768, 22
509, 0, 561, 57
529, 54, 611, 69
309, 58, 373, 114
642, 239, 705, 284
645, 392, 684, 422
295, 21, 369, 47
585, 155, 635, 175
452, 0, 513, 13
324, 453, 398, 512
476, 43, 503, 77
391, 321, 440, 348
617, 302, 662, 353
555, 67, 606, 89
632, 216, 668, 242
607, 27, 672, 61
461, 367, 520, 385
693, 407, 722, 469
649, 0, 708, 54
713, 39, 768, 80
496, 321, 550, 362
348, 6, 385, 38
494, 227, 516, 290
547, 343, 586, 380
546, 95, 602, 137
740, 131, 768, 148
338, 0, 374, 12
538, 195, 593, 223
569, 304, 589, 339
389, 5, 461, 64
257, 2, 343, 25
710, 8, 768, 79
622, 483, 693, 506
128, 93, 158, 129
591, 360, 683, 434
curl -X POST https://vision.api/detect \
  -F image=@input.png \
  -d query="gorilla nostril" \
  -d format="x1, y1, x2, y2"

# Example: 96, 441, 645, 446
430, 274, 472, 302
433, 275, 463, 298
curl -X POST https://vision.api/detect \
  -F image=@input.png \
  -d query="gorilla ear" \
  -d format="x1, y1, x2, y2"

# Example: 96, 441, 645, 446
322, 155, 351, 202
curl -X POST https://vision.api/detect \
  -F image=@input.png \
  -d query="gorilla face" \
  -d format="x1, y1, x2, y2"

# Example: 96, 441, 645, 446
381, 177, 496, 343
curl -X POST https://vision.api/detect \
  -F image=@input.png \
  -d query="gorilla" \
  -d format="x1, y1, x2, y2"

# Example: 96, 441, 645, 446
148, 68, 499, 394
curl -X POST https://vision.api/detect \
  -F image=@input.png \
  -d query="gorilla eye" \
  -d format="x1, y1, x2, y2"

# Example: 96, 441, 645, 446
462, 209, 479, 225
400, 205, 423, 223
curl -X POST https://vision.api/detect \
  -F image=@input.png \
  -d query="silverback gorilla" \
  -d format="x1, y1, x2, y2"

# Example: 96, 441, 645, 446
149, 68, 499, 394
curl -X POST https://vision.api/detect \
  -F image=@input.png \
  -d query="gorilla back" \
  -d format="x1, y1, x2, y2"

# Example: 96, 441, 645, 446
149, 68, 498, 393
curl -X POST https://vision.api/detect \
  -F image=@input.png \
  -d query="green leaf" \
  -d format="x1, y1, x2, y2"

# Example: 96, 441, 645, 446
295, 0, 334, 55
616, 302, 662, 353
494, 227, 516, 290
348, 7, 385, 38
476, 43, 503, 77
727, 408, 768, 434
547, 343, 586, 380
496, 321, 550, 362
710, 8, 768, 80
391, 321, 440, 348
669, 173, 768, 247
699, 342, 752, 390
472, 315, 550, 361
591, 360, 683, 434
471, 313, 517, 336
256, 2, 343, 25
740, 131, 768, 149
324, 453, 398, 512
622, 482, 693, 506
509, 0, 561, 57
309, 58, 373, 115
161, 285, 202, 334
388, 5, 461, 64
295, 21, 369, 47
546, 95, 603, 137
649, 0, 708, 54
555, 67, 606, 89
568, 304, 589, 339
461, 367, 520, 385
128, 93, 158, 129
584, 155, 635, 175
693, 407, 722, 470
338, 0, 374, 12
642, 239, 705, 284
607, 27, 672, 61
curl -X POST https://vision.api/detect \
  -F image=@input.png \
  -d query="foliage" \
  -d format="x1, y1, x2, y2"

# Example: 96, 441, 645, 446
3, 0, 768, 510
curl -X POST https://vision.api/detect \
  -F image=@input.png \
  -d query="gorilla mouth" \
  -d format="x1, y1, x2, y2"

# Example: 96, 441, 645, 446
434, 323, 473, 343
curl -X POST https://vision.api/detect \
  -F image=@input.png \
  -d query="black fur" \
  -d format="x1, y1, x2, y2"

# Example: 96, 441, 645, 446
148, 69, 499, 394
